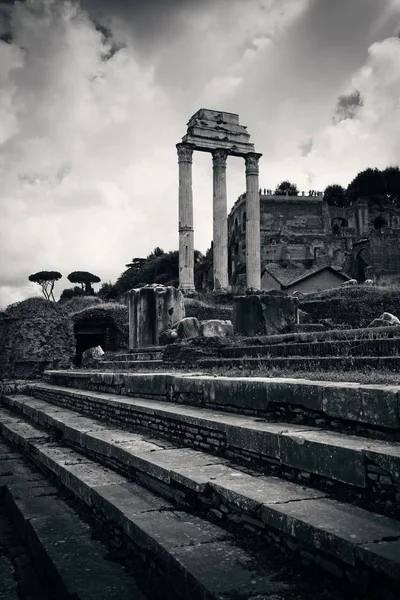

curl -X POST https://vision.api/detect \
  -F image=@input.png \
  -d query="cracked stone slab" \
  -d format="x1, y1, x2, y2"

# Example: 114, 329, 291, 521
261, 497, 400, 565
355, 539, 400, 580
122, 510, 230, 556
83, 430, 164, 459
123, 447, 225, 483
92, 481, 174, 525
168, 539, 289, 599
209, 475, 327, 513
171, 463, 241, 492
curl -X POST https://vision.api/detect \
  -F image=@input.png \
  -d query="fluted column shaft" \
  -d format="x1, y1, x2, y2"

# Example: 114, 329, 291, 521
245, 152, 262, 290
212, 149, 229, 291
177, 143, 195, 292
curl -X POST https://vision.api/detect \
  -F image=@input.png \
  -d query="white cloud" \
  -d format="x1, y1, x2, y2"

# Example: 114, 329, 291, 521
297, 36, 400, 189
0, 0, 179, 308
1, 0, 400, 308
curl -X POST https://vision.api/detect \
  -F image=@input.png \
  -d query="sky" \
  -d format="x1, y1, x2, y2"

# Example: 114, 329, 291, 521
1, 0, 400, 308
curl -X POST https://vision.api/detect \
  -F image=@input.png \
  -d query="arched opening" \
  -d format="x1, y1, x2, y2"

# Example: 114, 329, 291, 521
242, 212, 246, 233
74, 318, 117, 366
234, 217, 238, 233
331, 217, 348, 234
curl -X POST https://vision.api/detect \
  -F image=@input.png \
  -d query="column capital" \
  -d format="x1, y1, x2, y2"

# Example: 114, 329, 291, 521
176, 143, 194, 163
245, 152, 262, 175
212, 148, 228, 169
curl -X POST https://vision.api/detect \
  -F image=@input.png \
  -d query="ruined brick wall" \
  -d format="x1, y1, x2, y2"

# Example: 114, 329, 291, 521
0, 298, 75, 379
228, 195, 357, 284
300, 287, 400, 327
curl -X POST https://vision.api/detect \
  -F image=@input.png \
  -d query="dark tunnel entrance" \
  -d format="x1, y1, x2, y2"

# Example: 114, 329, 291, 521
74, 319, 116, 366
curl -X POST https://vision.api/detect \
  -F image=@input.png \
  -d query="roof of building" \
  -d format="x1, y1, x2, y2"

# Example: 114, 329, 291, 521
262, 262, 351, 289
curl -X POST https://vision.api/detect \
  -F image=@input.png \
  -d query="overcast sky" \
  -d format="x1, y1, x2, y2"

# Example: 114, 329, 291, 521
1, 0, 400, 308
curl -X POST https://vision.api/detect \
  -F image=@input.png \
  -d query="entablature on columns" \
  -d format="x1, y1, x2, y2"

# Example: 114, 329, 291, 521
180, 108, 257, 157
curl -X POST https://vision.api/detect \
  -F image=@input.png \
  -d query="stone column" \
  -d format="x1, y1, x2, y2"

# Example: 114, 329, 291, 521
245, 152, 262, 290
177, 143, 195, 292
212, 149, 229, 291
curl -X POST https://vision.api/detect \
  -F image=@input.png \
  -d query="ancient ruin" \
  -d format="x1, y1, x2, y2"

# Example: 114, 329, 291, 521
127, 284, 185, 349
177, 109, 262, 292
228, 191, 400, 291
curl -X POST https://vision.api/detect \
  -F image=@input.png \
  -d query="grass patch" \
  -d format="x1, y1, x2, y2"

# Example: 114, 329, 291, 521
205, 364, 400, 385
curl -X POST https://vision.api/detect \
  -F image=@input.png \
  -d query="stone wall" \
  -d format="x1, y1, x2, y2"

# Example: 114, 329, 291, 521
300, 287, 400, 328
35, 373, 400, 517
228, 194, 400, 284
0, 298, 75, 379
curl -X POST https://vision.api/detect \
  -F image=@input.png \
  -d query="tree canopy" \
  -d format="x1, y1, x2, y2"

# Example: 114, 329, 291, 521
274, 181, 299, 196
347, 168, 386, 202
323, 184, 347, 207
67, 271, 101, 294
28, 271, 62, 301
114, 247, 204, 295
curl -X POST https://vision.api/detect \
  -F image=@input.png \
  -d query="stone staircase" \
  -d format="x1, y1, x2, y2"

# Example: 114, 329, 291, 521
92, 325, 400, 373
100, 347, 164, 371
0, 370, 399, 599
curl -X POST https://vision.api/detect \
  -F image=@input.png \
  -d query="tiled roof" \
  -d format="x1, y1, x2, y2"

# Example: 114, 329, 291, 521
262, 262, 350, 288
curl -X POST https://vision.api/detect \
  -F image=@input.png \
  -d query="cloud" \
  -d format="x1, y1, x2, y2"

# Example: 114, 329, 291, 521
1, 0, 400, 308
298, 35, 400, 189
0, 0, 179, 308
333, 90, 363, 124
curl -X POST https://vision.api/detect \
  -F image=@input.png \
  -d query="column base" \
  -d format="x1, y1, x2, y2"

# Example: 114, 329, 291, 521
179, 285, 196, 295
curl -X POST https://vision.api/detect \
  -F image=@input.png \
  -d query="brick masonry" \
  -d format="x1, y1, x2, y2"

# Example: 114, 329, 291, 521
29, 384, 400, 520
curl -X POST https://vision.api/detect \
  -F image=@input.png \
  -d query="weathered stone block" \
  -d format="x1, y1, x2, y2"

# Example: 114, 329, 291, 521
200, 320, 233, 337
233, 293, 297, 336
368, 312, 400, 328
81, 346, 104, 368
322, 384, 400, 429
279, 431, 367, 487
127, 285, 185, 349
176, 317, 200, 339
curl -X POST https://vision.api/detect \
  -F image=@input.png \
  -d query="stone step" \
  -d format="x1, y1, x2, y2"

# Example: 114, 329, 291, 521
22, 383, 400, 510
43, 370, 400, 437
0, 489, 50, 600
0, 442, 146, 600
4, 385, 400, 516
196, 355, 400, 371
293, 324, 326, 332
221, 337, 400, 358
240, 325, 400, 346
100, 360, 164, 370
105, 350, 164, 361
0, 400, 399, 594
0, 413, 298, 600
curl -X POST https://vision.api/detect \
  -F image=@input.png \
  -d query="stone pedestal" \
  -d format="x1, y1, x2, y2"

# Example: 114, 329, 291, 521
212, 149, 229, 291
233, 292, 297, 336
128, 285, 185, 349
177, 143, 195, 292
245, 153, 262, 290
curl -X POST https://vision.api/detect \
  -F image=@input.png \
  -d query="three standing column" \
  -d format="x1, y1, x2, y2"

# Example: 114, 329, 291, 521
177, 143, 195, 292
212, 149, 229, 291
177, 143, 262, 293
245, 152, 262, 290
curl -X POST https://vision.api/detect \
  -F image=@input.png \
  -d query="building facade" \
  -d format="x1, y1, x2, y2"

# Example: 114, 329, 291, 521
227, 192, 400, 291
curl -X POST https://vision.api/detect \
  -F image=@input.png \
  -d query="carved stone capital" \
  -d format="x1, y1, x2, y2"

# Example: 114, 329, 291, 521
177, 143, 194, 164
245, 152, 262, 175
212, 149, 228, 169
